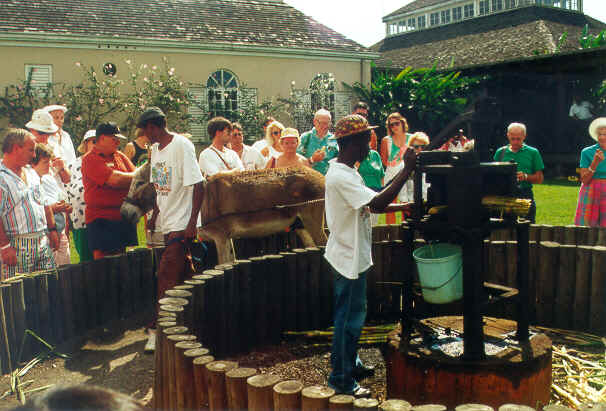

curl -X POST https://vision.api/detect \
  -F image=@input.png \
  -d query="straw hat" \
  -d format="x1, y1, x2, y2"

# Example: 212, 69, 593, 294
26, 109, 59, 134
589, 117, 606, 141
77, 129, 96, 154
331, 114, 377, 140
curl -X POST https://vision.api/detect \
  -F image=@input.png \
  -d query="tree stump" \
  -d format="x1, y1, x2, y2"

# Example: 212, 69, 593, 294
247, 373, 281, 411
329, 394, 355, 410
193, 355, 215, 409
226, 367, 257, 410
301, 385, 335, 411
206, 360, 238, 411
354, 398, 379, 411
379, 399, 412, 410
273, 380, 304, 410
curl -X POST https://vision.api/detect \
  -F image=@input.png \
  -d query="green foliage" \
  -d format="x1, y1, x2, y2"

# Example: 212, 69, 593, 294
343, 63, 482, 136
579, 24, 606, 49
231, 98, 287, 143
122, 58, 192, 136
0, 68, 56, 132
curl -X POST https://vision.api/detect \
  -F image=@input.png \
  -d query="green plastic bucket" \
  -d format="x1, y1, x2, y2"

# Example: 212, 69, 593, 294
413, 243, 463, 304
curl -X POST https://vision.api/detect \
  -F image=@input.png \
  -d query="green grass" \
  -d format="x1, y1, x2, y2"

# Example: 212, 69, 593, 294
534, 178, 580, 226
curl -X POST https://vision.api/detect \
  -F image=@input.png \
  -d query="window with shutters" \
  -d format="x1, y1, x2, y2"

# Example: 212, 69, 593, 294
430, 12, 439, 26
492, 0, 503, 11
407, 18, 416, 30
479, 0, 490, 15
418, 15, 426, 28
441, 9, 451, 24
452, 7, 462, 21
464, 3, 475, 18
207, 69, 239, 120
24, 64, 52, 96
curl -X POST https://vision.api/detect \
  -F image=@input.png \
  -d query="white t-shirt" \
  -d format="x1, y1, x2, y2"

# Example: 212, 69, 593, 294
241, 144, 266, 170
251, 139, 267, 153
48, 129, 77, 167
198, 145, 244, 177
150, 133, 204, 234
324, 160, 376, 280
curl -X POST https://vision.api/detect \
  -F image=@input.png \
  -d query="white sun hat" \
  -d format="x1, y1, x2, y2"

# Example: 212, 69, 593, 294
588, 117, 606, 141
43, 104, 68, 114
25, 109, 59, 134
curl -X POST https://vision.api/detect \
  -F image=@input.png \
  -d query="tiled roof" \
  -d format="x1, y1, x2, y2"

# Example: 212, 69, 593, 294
384, 0, 448, 20
374, 6, 606, 70
0, 0, 368, 54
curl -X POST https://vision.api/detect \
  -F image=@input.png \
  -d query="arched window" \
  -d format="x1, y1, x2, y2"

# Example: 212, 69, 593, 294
310, 73, 335, 120
207, 69, 239, 119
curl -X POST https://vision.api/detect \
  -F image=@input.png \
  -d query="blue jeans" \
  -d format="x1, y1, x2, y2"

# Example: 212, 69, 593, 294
328, 268, 368, 393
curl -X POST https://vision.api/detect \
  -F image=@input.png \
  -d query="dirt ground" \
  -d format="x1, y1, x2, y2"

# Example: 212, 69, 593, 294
0, 315, 387, 409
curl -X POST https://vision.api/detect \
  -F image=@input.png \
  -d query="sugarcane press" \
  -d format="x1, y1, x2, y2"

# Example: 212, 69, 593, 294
401, 150, 531, 359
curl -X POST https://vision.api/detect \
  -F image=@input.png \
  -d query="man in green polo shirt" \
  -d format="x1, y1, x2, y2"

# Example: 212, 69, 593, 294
297, 109, 339, 175
493, 122, 544, 223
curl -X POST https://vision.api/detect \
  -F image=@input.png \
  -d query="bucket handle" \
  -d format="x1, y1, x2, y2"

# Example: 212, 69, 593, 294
420, 264, 462, 291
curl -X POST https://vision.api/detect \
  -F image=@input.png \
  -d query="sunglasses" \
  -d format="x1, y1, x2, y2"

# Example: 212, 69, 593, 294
389, 122, 401, 128
412, 144, 426, 149
272, 131, 281, 136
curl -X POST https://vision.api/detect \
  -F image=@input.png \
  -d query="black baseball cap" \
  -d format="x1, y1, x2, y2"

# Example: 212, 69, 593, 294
137, 106, 166, 128
96, 122, 126, 140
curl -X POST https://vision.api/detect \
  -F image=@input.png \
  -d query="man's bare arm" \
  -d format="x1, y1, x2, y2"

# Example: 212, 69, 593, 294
105, 170, 135, 188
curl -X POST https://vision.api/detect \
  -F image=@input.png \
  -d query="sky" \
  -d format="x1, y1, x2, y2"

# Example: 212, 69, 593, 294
284, 0, 606, 48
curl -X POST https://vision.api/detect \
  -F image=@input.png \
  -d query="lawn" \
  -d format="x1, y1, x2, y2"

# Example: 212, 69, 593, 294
534, 178, 580, 226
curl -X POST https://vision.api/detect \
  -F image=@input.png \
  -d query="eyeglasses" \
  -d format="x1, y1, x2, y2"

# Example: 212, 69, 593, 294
389, 122, 401, 128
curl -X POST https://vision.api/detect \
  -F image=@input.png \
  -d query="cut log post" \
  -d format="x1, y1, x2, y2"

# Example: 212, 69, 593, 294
81, 261, 96, 331
250, 256, 269, 345
68, 264, 85, 336
90, 258, 107, 327
217, 263, 238, 355
543, 405, 574, 411
206, 360, 238, 411
164, 289, 193, 329
118, 253, 134, 319
539, 225, 553, 243
161, 325, 189, 410
165, 333, 196, 410
488, 241, 507, 285
22, 276, 37, 361
497, 405, 536, 411
0, 285, 15, 366
280, 252, 298, 331
203, 269, 225, 356
354, 398, 380, 411
234, 260, 253, 353
184, 279, 205, 338
175, 340, 203, 410
302, 385, 335, 411
58, 265, 76, 340
226, 367, 257, 410
554, 245, 576, 330
9, 280, 25, 366
138, 247, 155, 308
573, 245, 593, 331
536, 241, 559, 327
563, 225, 577, 245
127, 249, 143, 312
379, 399, 412, 410
105, 255, 121, 322
455, 405, 494, 411
273, 380, 303, 411
527, 241, 539, 323
306, 248, 322, 331
590, 246, 606, 335
528, 224, 540, 242
34, 274, 51, 347
192, 273, 212, 345
410, 406, 447, 411
293, 249, 311, 332
317, 246, 333, 329
504, 241, 518, 289
159, 304, 184, 326
589, 227, 601, 246
0, 289, 12, 374
552, 226, 566, 245
266, 254, 285, 345
153, 320, 176, 410
247, 373, 281, 411
193, 355, 215, 409
576, 226, 590, 246
330, 394, 355, 410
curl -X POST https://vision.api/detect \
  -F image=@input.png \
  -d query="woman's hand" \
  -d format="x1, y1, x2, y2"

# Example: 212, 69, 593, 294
592, 149, 605, 167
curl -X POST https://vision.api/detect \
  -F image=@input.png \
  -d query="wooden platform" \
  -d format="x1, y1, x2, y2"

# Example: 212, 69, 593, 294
385, 316, 552, 409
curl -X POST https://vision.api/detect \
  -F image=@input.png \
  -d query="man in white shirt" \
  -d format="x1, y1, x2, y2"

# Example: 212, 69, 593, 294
569, 95, 594, 121
137, 107, 204, 352
325, 114, 416, 397
230, 122, 266, 170
44, 104, 77, 167
198, 117, 244, 177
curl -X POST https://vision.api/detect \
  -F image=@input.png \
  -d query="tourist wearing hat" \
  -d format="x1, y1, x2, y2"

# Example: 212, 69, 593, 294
265, 128, 309, 169
44, 104, 77, 167
493, 123, 544, 223
575, 117, 606, 229
82, 122, 137, 260
26, 109, 71, 185
138, 106, 204, 352
64, 130, 96, 263
440, 128, 469, 152
324, 114, 416, 397
230, 122, 265, 170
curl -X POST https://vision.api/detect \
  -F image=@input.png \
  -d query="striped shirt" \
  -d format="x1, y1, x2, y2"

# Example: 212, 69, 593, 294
0, 163, 48, 236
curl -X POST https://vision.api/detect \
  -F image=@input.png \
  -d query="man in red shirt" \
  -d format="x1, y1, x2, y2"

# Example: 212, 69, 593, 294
82, 122, 138, 259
